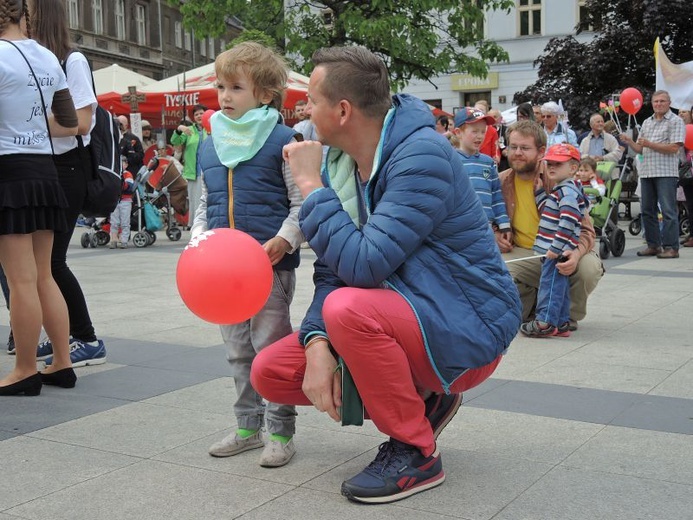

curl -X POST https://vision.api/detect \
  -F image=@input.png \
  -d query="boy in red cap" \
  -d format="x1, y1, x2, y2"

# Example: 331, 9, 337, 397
520, 144, 587, 337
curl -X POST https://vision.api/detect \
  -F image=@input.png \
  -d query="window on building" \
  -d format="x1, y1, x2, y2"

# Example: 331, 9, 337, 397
67, 0, 79, 29
115, 0, 126, 40
175, 21, 183, 48
578, 0, 601, 32
518, 0, 541, 36
92, 0, 103, 34
200, 38, 206, 57
208, 38, 215, 57
136, 4, 146, 45
184, 30, 191, 51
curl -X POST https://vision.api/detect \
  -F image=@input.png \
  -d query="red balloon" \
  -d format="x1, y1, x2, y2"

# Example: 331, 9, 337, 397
620, 88, 643, 116
176, 229, 273, 324
685, 124, 693, 150
201, 109, 215, 133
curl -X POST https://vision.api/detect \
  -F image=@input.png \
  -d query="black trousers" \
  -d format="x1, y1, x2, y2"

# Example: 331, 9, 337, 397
51, 147, 97, 342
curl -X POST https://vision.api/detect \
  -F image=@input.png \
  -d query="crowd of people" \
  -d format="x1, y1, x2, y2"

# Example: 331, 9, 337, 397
2, 3, 692, 504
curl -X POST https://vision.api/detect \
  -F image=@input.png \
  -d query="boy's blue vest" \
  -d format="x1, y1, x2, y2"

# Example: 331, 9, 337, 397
199, 123, 300, 271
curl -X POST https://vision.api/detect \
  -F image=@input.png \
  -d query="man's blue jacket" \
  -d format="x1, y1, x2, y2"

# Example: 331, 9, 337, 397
299, 94, 521, 392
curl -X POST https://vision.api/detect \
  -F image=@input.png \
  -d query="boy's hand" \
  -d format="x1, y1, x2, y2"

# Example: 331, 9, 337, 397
283, 141, 323, 198
545, 250, 559, 260
263, 236, 292, 265
556, 249, 579, 275
533, 172, 544, 191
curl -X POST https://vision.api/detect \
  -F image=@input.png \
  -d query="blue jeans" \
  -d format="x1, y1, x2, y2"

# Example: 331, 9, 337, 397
535, 258, 570, 327
640, 177, 679, 250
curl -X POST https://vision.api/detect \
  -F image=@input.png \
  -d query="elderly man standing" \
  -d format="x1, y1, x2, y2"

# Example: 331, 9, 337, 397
541, 102, 578, 147
621, 90, 685, 259
580, 113, 624, 163
498, 121, 604, 329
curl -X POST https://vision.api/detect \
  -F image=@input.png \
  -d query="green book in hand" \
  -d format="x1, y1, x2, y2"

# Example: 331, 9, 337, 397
338, 357, 364, 426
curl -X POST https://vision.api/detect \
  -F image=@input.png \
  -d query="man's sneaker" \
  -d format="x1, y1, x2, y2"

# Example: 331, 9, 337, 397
424, 393, 463, 439
44, 339, 106, 368
36, 336, 64, 360
341, 439, 445, 504
7, 330, 15, 355
208, 430, 264, 458
259, 438, 296, 467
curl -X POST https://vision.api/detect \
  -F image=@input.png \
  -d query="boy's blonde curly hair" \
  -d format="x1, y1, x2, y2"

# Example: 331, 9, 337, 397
215, 42, 287, 110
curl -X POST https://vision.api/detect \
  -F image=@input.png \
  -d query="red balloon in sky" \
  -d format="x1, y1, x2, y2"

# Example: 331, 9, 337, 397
201, 109, 215, 133
176, 229, 273, 325
620, 88, 643, 116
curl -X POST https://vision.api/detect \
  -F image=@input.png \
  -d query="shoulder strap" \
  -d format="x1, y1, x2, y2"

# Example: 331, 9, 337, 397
0, 39, 54, 155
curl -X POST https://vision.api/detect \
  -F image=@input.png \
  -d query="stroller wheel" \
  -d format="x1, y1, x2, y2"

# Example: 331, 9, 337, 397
133, 232, 149, 248
628, 216, 642, 236
96, 230, 110, 247
146, 230, 157, 244
680, 215, 689, 238
89, 234, 99, 248
167, 227, 182, 241
80, 232, 90, 248
599, 237, 610, 259
610, 228, 626, 257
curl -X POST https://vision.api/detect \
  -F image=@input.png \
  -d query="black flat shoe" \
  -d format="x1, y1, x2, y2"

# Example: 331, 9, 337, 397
40, 367, 77, 388
0, 373, 42, 396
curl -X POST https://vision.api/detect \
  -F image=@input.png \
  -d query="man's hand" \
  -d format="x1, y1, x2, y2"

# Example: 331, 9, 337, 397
556, 248, 579, 275
263, 236, 292, 265
283, 141, 324, 198
495, 230, 514, 253
302, 341, 341, 422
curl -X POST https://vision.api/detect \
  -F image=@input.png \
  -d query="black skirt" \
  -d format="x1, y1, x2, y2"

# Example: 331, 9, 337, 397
0, 154, 68, 235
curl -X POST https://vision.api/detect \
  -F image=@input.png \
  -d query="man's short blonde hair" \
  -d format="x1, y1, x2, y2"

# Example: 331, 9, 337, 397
215, 41, 287, 110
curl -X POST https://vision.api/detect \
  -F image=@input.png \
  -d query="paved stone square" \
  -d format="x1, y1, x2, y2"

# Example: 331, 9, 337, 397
0, 223, 691, 520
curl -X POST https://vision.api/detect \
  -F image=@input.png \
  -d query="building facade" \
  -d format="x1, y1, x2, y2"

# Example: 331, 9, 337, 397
399, 0, 596, 114
63, 0, 241, 80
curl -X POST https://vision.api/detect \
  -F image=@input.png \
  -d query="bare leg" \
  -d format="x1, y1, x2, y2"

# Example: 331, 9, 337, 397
32, 230, 71, 373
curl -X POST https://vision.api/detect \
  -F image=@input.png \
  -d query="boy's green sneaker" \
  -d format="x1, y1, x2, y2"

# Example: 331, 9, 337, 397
208, 430, 264, 458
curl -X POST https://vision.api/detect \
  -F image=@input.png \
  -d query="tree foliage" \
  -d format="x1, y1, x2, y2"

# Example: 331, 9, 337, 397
514, 0, 693, 130
169, 0, 514, 91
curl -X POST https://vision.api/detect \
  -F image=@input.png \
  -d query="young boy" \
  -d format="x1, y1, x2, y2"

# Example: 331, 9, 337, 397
521, 144, 587, 338
109, 157, 135, 249
191, 42, 304, 467
453, 107, 512, 242
575, 157, 606, 207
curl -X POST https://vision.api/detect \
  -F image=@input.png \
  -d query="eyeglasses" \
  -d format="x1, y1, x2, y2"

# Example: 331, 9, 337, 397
508, 145, 537, 153
541, 115, 555, 119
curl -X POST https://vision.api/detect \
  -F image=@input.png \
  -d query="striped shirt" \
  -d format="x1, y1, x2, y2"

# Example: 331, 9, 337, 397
458, 150, 510, 230
534, 178, 587, 256
638, 110, 685, 178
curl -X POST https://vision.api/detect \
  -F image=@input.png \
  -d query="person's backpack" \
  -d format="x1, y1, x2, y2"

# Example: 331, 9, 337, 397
61, 51, 122, 217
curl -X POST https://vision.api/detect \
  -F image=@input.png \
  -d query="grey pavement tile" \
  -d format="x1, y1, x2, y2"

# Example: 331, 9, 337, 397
650, 359, 693, 399
0, 431, 17, 441
134, 344, 232, 376
0, 436, 139, 511
0, 392, 129, 435
67, 365, 219, 402
303, 447, 552, 520
437, 407, 604, 465
493, 466, 693, 520
610, 394, 693, 435
142, 377, 237, 415
6, 459, 294, 520
563, 426, 693, 485
154, 425, 383, 486
28, 401, 229, 458
235, 487, 465, 520
466, 380, 642, 425
95, 338, 196, 365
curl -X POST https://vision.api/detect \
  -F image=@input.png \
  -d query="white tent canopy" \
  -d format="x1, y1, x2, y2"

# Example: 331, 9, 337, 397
93, 64, 155, 96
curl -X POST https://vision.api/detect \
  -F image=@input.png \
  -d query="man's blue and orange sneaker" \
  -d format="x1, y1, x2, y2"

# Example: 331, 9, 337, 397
341, 439, 445, 504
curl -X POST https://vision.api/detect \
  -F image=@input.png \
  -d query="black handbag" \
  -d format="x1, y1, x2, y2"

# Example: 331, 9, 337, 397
679, 159, 693, 186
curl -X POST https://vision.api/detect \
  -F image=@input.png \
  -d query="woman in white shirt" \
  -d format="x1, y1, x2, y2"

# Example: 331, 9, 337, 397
0, 0, 78, 396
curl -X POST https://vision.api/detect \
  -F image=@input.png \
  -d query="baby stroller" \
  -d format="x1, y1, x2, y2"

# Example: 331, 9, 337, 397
79, 218, 110, 248
144, 156, 187, 242
628, 193, 689, 238
583, 159, 628, 259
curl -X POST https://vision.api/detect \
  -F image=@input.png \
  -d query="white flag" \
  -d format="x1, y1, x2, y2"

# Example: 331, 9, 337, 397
655, 38, 693, 110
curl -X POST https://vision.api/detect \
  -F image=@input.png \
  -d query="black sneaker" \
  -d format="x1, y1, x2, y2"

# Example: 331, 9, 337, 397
341, 439, 445, 504
424, 392, 463, 439
6, 330, 14, 355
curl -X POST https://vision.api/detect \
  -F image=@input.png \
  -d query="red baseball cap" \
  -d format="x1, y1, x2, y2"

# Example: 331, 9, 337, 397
544, 143, 581, 162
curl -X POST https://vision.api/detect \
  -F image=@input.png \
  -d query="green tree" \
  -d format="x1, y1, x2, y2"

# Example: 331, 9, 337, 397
170, 0, 514, 91
514, 0, 693, 130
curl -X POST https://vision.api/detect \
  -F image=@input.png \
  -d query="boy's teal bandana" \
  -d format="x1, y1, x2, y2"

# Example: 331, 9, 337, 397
211, 106, 278, 169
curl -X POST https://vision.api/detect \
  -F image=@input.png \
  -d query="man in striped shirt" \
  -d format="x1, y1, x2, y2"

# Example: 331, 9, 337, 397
520, 144, 587, 338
